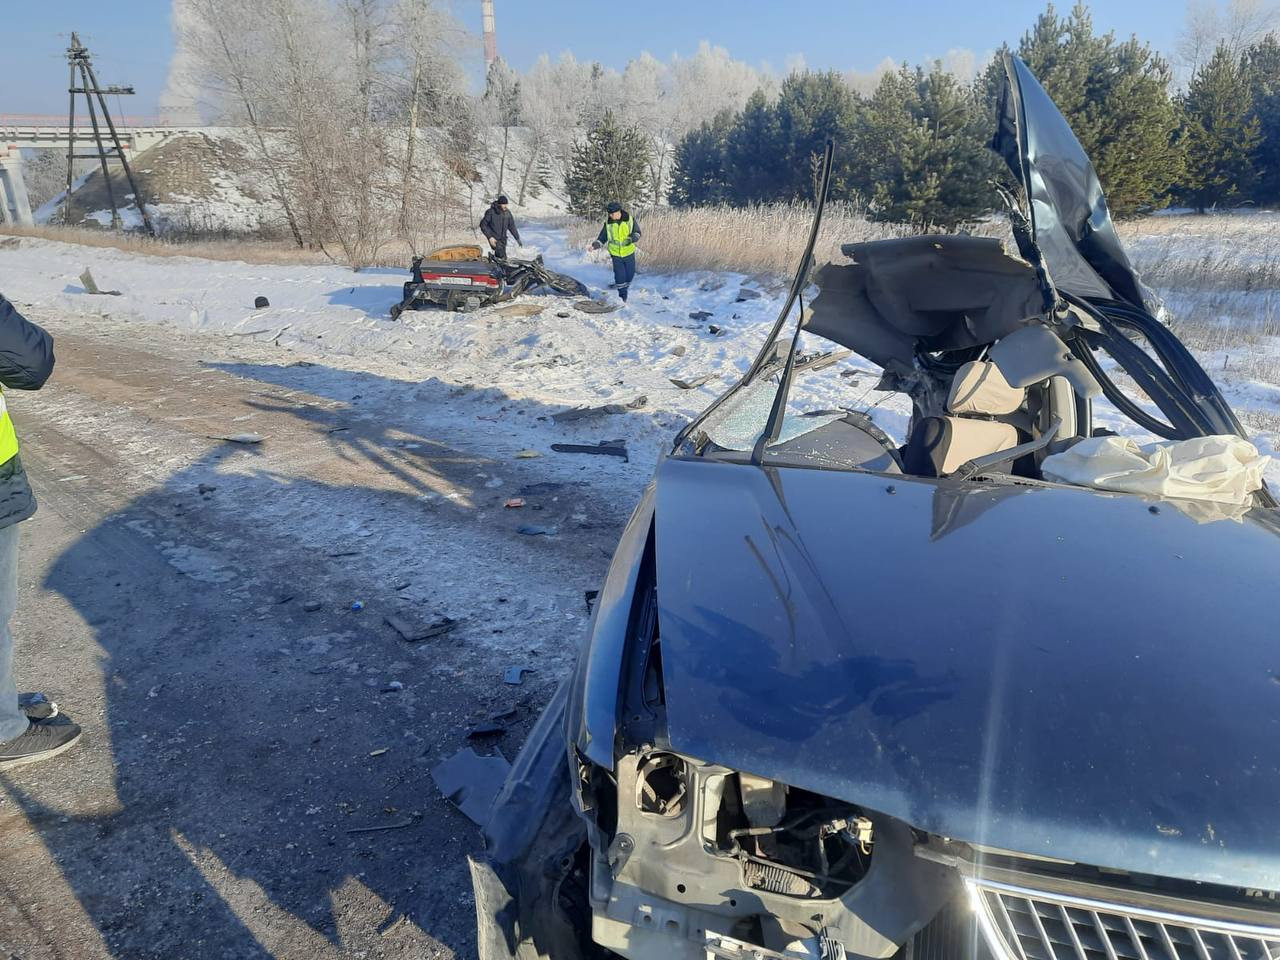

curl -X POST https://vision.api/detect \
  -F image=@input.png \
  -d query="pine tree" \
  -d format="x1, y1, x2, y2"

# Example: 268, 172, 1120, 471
1179, 44, 1263, 212
1015, 2, 1181, 215
669, 110, 734, 207
772, 71, 861, 200
723, 91, 786, 204
1244, 35, 1280, 206
565, 111, 653, 217
851, 64, 993, 224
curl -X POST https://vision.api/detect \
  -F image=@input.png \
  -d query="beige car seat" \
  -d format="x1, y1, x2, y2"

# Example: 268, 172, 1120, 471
903, 361, 1028, 476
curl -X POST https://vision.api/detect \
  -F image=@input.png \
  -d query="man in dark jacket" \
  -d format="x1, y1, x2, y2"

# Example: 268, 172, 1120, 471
0, 295, 79, 769
479, 195, 522, 260
590, 201, 641, 302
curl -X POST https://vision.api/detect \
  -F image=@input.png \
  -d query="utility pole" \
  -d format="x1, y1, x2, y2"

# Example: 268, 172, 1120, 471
482, 0, 498, 68
63, 32, 156, 236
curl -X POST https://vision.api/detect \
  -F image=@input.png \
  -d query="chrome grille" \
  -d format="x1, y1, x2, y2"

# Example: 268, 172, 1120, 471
969, 879, 1280, 960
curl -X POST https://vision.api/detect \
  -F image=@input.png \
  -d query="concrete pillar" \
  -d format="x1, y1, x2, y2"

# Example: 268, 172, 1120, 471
0, 152, 34, 227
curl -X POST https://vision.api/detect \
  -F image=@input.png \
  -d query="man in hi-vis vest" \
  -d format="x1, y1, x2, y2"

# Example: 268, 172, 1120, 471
590, 201, 641, 302
0, 295, 79, 769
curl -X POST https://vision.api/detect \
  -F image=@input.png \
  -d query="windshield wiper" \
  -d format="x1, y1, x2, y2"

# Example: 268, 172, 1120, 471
749, 140, 835, 465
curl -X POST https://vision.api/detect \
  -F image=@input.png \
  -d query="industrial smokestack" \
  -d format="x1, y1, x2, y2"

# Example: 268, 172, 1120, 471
482, 0, 497, 67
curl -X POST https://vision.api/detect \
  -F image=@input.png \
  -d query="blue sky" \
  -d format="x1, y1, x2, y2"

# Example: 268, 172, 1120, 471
4, 1, 1183, 116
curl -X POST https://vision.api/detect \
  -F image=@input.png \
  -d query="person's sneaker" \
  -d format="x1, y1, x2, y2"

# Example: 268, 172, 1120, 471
19, 692, 58, 720
0, 717, 82, 770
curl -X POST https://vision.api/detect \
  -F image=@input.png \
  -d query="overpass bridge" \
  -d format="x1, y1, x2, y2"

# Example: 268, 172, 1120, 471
0, 115, 209, 226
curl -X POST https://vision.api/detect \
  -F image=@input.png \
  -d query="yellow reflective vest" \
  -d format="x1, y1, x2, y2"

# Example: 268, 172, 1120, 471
0, 394, 19, 466
605, 216, 636, 258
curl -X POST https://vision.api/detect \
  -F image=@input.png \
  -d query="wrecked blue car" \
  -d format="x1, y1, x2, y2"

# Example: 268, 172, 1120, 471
469, 55, 1280, 960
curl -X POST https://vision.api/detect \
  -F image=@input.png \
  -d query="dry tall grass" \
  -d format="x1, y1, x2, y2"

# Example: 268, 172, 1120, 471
0, 225, 475, 269
567, 203, 1008, 277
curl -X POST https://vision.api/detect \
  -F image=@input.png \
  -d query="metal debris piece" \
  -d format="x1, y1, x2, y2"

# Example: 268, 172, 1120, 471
254, 296, 270, 309
504, 498, 525, 509
431, 747, 511, 825
385, 614, 458, 642
551, 396, 647, 422
689, 310, 714, 321
550, 441, 628, 462
492, 302, 545, 319
369, 747, 389, 757
212, 432, 264, 444
345, 819, 414, 834
504, 665, 533, 685
574, 298, 621, 314
585, 589, 600, 614
736, 287, 763, 301
79, 268, 121, 296
670, 374, 715, 390
708, 324, 725, 335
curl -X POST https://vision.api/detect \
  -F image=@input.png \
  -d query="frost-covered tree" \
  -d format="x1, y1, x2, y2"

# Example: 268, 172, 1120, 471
483, 57, 521, 193
565, 111, 652, 216
1178, 0, 1279, 78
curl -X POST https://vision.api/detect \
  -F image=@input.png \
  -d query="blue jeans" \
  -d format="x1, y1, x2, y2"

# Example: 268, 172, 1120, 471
611, 254, 636, 301
0, 523, 26, 741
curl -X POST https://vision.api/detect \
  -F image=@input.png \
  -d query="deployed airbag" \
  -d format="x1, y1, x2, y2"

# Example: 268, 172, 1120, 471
1041, 435, 1269, 505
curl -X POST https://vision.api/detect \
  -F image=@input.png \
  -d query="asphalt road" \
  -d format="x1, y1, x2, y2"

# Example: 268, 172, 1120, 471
0, 316, 629, 959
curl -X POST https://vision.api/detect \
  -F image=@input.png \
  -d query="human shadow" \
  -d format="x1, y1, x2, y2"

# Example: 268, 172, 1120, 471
0, 361, 644, 957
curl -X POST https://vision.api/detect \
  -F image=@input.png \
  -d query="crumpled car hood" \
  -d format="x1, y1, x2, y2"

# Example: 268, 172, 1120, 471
993, 55, 1151, 309
653, 457, 1280, 888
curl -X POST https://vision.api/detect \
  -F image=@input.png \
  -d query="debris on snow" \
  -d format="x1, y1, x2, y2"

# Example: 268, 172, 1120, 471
736, 287, 763, 301
254, 295, 270, 309
670, 374, 714, 390
78, 268, 121, 296
551, 440, 628, 462
212, 432, 264, 444
504, 498, 525, 509
551, 396, 646, 422
492, 302, 544, 319
689, 310, 714, 321
303, 600, 322, 612
513, 449, 541, 459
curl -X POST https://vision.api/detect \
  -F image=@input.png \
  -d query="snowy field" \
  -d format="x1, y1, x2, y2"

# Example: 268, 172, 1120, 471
2, 220, 1279, 490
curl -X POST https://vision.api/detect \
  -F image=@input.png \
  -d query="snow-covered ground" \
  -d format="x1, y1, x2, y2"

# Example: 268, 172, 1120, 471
0, 224, 901, 473
1, 222, 1278, 489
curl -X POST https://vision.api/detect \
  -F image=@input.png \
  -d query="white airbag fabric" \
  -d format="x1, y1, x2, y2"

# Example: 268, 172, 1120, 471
1041, 435, 1269, 505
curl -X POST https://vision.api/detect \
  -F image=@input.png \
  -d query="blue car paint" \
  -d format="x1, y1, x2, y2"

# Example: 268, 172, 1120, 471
644, 457, 1280, 890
